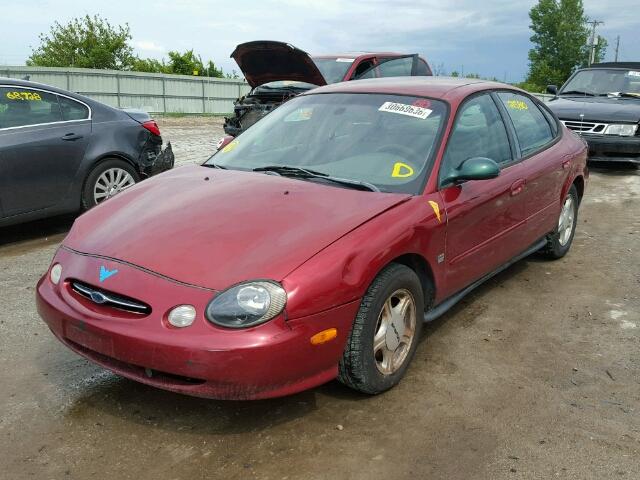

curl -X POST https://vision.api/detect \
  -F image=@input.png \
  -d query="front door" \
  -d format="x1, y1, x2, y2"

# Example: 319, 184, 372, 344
438, 92, 526, 297
0, 86, 91, 216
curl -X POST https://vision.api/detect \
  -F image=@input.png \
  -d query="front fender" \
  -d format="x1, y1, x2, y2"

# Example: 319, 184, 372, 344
282, 195, 446, 320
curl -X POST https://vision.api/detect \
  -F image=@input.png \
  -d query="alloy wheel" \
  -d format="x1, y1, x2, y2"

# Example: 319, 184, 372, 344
373, 288, 417, 375
558, 196, 575, 246
94, 168, 136, 204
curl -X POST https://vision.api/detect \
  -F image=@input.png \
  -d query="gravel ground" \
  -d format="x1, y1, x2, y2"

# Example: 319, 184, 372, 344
0, 117, 638, 479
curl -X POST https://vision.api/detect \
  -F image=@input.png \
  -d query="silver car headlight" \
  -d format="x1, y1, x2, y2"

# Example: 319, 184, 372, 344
205, 281, 287, 328
603, 124, 638, 136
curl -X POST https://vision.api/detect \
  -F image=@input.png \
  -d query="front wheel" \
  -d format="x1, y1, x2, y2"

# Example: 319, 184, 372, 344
82, 159, 139, 210
543, 184, 579, 259
338, 263, 424, 394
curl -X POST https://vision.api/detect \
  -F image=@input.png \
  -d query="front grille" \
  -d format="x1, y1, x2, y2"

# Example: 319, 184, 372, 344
71, 281, 151, 315
561, 119, 608, 134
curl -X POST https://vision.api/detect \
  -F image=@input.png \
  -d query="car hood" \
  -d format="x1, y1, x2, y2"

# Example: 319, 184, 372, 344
547, 96, 640, 123
63, 165, 410, 290
231, 41, 327, 89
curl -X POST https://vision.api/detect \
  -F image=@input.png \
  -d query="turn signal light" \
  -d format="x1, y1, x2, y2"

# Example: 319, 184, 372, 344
310, 328, 337, 345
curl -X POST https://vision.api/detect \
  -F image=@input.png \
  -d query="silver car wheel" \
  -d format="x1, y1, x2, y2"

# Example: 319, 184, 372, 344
94, 167, 136, 204
558, 196, 575, 246
373, 288, 417, 375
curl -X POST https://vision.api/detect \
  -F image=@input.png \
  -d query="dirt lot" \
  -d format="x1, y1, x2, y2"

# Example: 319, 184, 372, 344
0, 117, 638, 479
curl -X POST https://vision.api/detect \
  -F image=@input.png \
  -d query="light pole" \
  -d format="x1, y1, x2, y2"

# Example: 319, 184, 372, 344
587, 20, 604, 66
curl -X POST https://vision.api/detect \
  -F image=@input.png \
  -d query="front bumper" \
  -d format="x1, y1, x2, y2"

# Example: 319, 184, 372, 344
36, 247, 359, 399
581, 134, 640, 164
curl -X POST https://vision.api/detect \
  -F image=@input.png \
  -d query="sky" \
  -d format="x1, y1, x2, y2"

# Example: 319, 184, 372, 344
0, 0, 638, 82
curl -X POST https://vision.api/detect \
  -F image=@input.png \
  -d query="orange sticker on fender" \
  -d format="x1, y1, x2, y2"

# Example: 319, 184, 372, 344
428, 200, 442, 223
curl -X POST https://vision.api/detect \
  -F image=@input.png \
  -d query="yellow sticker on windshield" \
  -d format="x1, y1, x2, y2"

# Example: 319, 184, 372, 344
428, 200, 442, 223
391, 162, 414, 178
6, 91, 41, 101
222, 140, 238, 153
507, 99, 528, 110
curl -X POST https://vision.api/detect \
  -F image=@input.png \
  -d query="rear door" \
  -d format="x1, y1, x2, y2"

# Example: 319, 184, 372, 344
438, 92, 526, 296
0, 86, 91, 216
494, 91, 565, 244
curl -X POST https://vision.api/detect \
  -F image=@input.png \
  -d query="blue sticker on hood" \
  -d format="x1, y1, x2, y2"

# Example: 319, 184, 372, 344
99, 265, 118, 282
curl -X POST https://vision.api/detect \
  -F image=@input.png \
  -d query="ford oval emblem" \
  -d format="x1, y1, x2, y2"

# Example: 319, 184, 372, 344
90, 291, 108, 304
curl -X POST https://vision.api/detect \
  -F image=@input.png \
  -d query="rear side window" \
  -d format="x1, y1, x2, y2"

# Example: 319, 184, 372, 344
58, 96, 89, 121
0, 87, 62, 129
497, 92, 553, 156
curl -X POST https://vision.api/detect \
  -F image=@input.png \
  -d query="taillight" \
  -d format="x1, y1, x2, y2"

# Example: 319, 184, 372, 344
142, 120, 161, 136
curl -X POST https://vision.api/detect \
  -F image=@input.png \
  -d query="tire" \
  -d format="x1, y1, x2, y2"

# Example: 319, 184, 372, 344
81, 159, 139, 210
542, 184, 579, 259
338, 263, 425, 394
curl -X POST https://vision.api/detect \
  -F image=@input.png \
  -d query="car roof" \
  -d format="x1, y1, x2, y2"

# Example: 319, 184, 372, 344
590, 62, 640, 70
305, 76, 513, 101
0, 77, 101, 107
312, 53, 406, 60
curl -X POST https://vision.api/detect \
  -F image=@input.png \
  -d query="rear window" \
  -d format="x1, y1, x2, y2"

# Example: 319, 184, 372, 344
0, 87, 62, 129
59, 96, 89, 121
312, 58, 353, 84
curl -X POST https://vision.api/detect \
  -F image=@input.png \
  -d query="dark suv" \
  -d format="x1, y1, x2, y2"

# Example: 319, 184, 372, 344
546, 62, 640, 165
223, 41, 432, 136
0, 78, 174, 227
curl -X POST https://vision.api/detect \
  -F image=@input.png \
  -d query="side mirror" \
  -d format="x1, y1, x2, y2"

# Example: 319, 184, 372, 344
216, 135, 235, 151
443, 157, 500, 185
546, 85, 558, 95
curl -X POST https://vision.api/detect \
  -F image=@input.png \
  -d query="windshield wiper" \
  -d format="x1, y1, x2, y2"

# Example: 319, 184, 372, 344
203, 162, 227, 169
560, 90, 596, 96
253, 165, 380, 192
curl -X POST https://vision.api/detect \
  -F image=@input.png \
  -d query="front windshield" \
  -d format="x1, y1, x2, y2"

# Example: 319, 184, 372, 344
206, 93, 447, 194
561, 68, 640, 96
312, 58, 354, 83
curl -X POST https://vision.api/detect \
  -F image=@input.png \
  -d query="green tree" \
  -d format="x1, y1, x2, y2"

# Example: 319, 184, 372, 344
27, 15, 134, 69
526, 0, 590, 90
130, 57, 170, 74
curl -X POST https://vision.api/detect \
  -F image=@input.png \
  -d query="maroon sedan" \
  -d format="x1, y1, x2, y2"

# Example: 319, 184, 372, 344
37, 77, 588, 400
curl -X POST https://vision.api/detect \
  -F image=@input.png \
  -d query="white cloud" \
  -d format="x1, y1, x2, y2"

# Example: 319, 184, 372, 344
132, 40, 165, 52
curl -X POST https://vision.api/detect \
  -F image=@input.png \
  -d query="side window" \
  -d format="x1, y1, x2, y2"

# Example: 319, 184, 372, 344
415, 58, 431, 76
351, 60, 375, 80
58, 96, 89, 121
497, 92, 553, 156
0, 87, 62, 129
440, 94, 512, 183
376, 56, 414, 77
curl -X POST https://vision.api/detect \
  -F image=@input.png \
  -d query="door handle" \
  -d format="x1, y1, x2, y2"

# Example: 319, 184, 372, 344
510, 179, 526, 196
61, 133, 83, 141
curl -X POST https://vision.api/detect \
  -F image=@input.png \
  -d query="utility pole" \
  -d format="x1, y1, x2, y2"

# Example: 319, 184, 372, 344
587, 20, 604, 66
614, 35, 620, 62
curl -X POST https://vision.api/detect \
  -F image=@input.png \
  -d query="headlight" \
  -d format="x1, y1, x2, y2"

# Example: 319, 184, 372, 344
205, 281, 287, 328
604, 124, 638, 136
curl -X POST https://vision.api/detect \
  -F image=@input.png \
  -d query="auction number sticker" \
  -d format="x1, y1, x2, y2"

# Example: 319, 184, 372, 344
507, 99, 528, 110
627, 71, 640, 77
378, 102, 432, 119
6, 91, 41, 101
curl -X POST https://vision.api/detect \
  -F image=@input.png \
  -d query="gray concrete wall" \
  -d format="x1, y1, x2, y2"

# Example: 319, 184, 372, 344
0, 66, 251, 114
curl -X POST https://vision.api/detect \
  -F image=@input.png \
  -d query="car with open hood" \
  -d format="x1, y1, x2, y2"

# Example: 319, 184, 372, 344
222, 40, 432, 136
546, 62, 640, 165
37, 77, 587, 400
